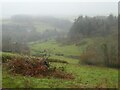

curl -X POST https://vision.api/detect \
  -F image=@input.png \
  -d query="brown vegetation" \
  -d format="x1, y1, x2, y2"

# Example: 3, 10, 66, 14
6, 57, 74, 79
80, 42, 118, 68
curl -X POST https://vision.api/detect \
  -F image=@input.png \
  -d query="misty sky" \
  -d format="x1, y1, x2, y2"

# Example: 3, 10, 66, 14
1, 2, 118, 18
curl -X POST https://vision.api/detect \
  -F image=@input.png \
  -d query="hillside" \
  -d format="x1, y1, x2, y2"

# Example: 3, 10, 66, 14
2, 15, 118, 88
2, 51, 118, 88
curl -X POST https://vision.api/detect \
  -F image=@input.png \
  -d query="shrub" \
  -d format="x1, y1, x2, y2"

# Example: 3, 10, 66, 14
101, 43, 118, 68
7, 57, 48, 76
6, 56, 74, 79
80, 41, 118, 68
80, 45, 103, 65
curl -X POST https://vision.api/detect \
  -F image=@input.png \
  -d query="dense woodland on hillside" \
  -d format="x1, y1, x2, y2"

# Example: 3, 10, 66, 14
68, 15, 118, 68
69, 15, 117, 40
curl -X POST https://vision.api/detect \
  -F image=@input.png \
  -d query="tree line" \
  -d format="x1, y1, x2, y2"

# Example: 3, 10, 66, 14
68, 14, 117, 42
67, 14, 118, 68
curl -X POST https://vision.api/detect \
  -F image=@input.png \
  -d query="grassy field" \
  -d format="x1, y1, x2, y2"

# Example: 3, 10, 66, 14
2, 40, 118, 88
2, 59, 118, 88
29, 40, 89, 56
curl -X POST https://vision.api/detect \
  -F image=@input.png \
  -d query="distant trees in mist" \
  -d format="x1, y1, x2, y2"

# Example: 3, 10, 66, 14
68, 14, 117, 42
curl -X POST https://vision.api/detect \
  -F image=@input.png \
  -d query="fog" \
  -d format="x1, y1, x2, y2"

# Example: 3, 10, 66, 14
1, 2, 118, 19
1, 1, 119, 88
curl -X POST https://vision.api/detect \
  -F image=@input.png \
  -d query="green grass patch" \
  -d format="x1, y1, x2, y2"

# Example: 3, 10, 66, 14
1, 52, 22, 63
2, 38, 119, 88
30, 40, 81, 56
51, 63, 118, 88
3, 62, 118, 88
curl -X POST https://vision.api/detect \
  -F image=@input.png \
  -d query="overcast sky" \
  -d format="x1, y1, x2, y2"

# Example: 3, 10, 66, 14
1, 1, 118, 18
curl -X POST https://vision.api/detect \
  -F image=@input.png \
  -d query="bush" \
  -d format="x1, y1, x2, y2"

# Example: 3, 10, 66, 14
6, 56, 74, 79
80, 42, 118, 68
7, 57, 49, 76
101, 43, 118, 68
80, 45, 103, 65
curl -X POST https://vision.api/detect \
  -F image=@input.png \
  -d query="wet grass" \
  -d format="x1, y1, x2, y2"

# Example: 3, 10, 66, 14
2, 40, 118, 88
3, 61, 118, 88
